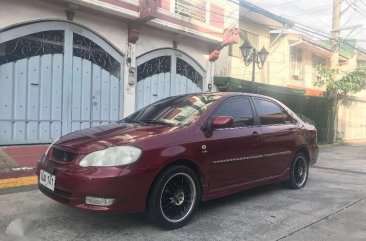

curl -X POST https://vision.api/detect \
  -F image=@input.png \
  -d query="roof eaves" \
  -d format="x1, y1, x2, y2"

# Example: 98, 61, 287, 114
240, 0, 295, 27
296, 35, 352, 59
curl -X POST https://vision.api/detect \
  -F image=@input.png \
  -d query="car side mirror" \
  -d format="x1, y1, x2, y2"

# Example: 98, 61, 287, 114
211, 116, 234, 129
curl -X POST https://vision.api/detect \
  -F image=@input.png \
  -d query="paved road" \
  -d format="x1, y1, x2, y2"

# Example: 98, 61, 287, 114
1, 142, 366, 241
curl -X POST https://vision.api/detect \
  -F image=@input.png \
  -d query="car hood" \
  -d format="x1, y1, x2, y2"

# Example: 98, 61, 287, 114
55, 122, 180, 153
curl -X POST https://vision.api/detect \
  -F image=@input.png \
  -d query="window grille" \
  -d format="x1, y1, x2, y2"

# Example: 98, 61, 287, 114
175, 0, 207, 23
290, 47, 303, 80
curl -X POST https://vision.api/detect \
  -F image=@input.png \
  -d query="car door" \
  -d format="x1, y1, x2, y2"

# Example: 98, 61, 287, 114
205, 96, 264, 190
252, 98, 298, 178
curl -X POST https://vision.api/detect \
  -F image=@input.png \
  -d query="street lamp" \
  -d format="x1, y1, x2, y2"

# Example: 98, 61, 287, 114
239, 41, 269, 83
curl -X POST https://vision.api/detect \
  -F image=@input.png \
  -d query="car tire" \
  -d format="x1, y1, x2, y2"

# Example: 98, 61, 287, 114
147, 165, 201, 229
283, 152, 309, 189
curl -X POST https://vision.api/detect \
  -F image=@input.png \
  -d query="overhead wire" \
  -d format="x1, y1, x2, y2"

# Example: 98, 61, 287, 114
344, 0, 366, 18
360, 0, 366, 7
159, 0, 364, 53
248, 1, 365, 53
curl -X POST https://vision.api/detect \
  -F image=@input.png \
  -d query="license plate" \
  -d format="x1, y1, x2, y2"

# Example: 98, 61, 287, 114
39, 170, 56, 191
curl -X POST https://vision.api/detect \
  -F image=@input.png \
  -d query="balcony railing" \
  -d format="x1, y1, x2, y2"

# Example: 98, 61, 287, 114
174, 0, 207, 23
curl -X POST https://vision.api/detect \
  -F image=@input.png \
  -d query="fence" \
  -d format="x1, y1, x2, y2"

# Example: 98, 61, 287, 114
214, 77, 335, 143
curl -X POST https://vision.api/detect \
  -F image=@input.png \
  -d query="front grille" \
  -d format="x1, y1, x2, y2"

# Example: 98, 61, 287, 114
39, 185, 70, 204
52, 148, 76, 162
54, 187, 72, 197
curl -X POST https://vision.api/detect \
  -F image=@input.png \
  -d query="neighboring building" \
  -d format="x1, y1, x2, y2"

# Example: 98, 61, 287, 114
0, 0, 239, 145
356, 48, 366, 67
215, 0, 293, 84
268, 33, 359, 96
215, 1, 361, 97
268, 33, 366, 141
337, 48, 366, 141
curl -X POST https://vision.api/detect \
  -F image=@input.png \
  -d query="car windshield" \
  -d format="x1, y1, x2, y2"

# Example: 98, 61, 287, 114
123, 94, 221, 126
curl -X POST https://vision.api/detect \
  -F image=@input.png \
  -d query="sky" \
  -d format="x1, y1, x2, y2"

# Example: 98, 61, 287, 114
248, 0, 366, 49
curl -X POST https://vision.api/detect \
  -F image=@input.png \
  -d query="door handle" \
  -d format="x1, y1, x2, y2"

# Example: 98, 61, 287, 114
251, 131, 262, 145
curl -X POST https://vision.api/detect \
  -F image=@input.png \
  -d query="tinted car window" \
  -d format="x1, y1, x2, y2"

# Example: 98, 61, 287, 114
214, 97, 254, 128
284, 111, 294, 123
123, 94, 221, 126
254, 98, 290, 125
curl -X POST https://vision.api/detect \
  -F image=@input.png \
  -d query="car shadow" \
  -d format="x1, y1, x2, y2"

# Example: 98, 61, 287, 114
36, 182, 287, 236
197, 182, 283, 214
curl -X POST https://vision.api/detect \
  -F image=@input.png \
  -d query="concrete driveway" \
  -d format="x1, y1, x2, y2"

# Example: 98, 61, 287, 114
1, 142, 366, 241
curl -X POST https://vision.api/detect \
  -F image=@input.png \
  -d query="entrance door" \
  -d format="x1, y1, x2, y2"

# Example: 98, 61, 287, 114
0, 21, 124, 145
136, 49, 205, 110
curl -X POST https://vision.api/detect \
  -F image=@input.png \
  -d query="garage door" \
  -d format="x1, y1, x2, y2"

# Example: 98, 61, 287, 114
0, 21, 124, 145
136, 49, 205, 110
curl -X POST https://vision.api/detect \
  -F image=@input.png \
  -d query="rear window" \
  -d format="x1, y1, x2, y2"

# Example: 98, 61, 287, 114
253, 98, 291, 125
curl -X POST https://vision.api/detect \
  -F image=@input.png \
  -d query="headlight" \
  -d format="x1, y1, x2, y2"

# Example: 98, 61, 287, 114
79, 146, 142, 167
45, 137, 60, 156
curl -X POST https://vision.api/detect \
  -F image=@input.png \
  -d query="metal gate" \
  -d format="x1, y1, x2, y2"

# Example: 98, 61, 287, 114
136, 49, 205, 110
0, 21, 124, 145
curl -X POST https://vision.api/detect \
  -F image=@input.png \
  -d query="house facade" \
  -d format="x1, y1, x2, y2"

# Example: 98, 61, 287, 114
263, 32, 366, 141
0, 0, 239, 145
215, 1, 293, 85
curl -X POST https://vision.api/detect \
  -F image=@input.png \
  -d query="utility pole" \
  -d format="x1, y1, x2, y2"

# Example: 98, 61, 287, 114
329, 0, 361, 143
330, 0, 341, 143
330, 0, 341, 69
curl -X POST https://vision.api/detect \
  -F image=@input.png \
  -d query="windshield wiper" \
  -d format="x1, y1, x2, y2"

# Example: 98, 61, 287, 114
139, 119, 174, 126
122, 118, 144, 124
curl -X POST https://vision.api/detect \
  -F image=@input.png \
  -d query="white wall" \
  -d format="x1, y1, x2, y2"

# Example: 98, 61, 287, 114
0, 0, 128, 54
137, 26, 209, 69
0, 0, 210, 71
0, 0, 209, 69
266, 36, 290, 87
338, 99, 366, 141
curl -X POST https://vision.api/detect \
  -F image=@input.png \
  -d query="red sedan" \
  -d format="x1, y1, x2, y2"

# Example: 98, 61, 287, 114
37, 92, 319, 229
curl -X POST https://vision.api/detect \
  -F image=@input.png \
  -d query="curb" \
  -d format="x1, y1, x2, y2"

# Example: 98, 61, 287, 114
0, 175, 38, 189
0, 167, 37, 189
318, 143, 341, 149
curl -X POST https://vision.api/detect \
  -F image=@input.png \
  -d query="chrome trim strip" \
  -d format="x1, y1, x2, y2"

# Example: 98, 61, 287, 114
212, 151, 291, 164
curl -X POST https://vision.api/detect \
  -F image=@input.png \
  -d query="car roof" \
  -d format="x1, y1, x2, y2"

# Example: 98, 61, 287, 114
184, 92, 278, 102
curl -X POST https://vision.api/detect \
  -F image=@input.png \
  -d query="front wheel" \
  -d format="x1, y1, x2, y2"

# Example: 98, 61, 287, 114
283, 152, 309, 189
147, 165, 201, 229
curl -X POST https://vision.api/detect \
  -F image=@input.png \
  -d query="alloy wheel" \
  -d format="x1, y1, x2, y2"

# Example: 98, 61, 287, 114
160, 173, 196, 223
294, 156, 308, 187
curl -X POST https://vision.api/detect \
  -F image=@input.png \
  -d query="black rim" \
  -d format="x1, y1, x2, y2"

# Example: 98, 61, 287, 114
160, 173, 196, 223
294, 156, 307, 186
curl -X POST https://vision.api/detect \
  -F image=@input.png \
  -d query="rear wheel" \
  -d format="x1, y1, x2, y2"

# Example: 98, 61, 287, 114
283, 152, 309, 189
147, 165, 200, 229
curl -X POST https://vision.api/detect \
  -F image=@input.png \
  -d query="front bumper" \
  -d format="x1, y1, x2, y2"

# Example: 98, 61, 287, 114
36, 158, 158, 213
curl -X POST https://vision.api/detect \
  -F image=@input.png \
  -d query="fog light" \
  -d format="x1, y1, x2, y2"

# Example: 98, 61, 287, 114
85, 196, 115, 206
